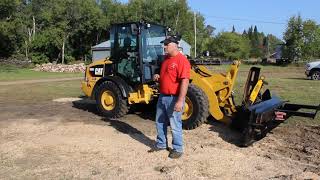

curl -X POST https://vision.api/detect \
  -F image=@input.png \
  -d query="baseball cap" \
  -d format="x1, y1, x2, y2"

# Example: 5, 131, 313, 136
160, 36, 179, 45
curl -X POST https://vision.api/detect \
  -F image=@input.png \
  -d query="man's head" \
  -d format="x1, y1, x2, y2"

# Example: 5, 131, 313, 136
161, 36, 179, 56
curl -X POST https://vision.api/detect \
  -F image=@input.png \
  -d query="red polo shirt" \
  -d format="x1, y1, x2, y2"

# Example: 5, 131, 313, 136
159, 52, 191, 95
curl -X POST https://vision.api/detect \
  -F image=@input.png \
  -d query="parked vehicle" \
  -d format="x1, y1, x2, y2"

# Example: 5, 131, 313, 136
305, 60, 320, 80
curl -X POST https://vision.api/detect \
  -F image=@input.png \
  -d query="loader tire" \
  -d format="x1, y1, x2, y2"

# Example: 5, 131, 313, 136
96, 81, 128, 118
182, 84, 209, 130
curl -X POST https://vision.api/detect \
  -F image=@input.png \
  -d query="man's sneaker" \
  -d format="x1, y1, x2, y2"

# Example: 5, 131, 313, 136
168, 150, 183, 159
147, 146, 168, 153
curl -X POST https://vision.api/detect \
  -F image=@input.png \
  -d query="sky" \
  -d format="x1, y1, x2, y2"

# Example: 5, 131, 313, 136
118, 0, 320, 39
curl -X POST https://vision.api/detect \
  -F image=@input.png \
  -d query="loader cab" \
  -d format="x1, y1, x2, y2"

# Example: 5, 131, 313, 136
109, 22, 167, 85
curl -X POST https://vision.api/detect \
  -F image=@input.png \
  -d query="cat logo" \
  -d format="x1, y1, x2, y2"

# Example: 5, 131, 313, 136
94, 68, 103, 75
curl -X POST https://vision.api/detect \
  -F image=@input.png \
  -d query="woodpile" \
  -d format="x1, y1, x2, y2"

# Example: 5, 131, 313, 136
33, 63, 86, 73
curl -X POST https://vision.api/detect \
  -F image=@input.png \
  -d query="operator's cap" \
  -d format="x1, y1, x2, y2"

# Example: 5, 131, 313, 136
160, 36, 179, 45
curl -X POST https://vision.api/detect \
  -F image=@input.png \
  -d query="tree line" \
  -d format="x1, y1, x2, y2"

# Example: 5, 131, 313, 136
0, 0, 319, 64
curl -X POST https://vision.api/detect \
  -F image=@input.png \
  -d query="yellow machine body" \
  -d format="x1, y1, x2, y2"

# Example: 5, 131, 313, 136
82, 59, 241, 124
81, 59, 112, 97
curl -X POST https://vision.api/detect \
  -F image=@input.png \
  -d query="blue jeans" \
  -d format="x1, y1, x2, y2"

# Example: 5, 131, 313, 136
155, 94, 184, 153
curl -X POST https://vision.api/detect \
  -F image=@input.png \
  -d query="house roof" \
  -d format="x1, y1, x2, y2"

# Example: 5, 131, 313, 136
92, 41, 111, 50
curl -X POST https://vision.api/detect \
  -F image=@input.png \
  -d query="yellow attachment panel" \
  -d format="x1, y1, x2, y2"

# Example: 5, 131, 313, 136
190, 69, 224, 121
249, 78, 264, 104
190, 61, 240, 122
128, 85, 156, 104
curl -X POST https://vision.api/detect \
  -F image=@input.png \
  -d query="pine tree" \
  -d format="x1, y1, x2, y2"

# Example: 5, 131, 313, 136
262, 36, 269, 58
232, 25, 235, 33
248, 26, 253, 40
249, 25, 263, 58
242, 30, 247, 36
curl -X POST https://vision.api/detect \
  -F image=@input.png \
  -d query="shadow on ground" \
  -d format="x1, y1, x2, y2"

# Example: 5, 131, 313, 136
71, 97, 249, 147
72, 97, 156, 149
206, 117, 243, 147
71, 96, 157, 120
130, 104, 157, 121
71, 97, 99, 115
101, 117, 156, 149
284, 77, 310, 81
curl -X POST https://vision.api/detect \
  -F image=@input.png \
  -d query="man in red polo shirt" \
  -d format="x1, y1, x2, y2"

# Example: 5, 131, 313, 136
150, 36, 190, 159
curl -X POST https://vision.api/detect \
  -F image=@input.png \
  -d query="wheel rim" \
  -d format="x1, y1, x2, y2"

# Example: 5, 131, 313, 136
312, 72, 320, 80
101, 90, 115, 110
182, 96, 193, 120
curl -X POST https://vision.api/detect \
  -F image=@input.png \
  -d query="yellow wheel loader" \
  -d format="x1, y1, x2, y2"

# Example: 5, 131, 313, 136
81, 21, 319, 146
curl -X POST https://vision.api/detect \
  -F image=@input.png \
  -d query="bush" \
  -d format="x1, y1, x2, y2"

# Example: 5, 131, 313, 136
64, 55, 75, 64
31, 53, 49, 64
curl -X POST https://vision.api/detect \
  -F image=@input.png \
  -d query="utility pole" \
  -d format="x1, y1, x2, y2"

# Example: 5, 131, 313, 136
267, 35, 270, 58
194, 12, 197, 58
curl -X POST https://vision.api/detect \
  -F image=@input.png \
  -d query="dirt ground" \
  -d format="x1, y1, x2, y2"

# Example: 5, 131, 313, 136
1, 94, 319, 180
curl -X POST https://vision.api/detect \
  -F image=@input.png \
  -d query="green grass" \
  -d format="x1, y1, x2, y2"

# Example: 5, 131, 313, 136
0, 80, 83, 104
0, 65, 82, 81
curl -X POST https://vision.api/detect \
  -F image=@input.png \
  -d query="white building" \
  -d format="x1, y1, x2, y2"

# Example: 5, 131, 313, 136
91, 41, 111, 61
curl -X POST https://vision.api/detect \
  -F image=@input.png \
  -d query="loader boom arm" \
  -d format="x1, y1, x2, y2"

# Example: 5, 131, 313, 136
190, 61, 240, 122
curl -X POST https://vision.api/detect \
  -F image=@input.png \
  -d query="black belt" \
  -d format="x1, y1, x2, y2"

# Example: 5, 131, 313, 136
161, 94, 177, 97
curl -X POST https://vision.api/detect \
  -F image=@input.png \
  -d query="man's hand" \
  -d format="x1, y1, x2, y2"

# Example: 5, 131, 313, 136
153, 74, 160, 81
174, 100, 184, 112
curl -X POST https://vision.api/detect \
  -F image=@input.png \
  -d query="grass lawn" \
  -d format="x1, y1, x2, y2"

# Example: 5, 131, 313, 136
0, 65, 82, 81
0, 80, 84, 104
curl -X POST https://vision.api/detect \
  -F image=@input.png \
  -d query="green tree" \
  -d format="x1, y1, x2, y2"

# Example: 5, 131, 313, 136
249, 25, 263, 58
27, 0, 105, 63
242, 30, 247, 36
247, 26, 253, 40
125, 0, 210, 57
283, 15, 304, 62
302, 19, 320, 59
69, 0, 106, 61
100, 0, 124, 25
209, 32, 250, 60
0, 0, 25, 57
267, 34, 282, 52
263, 34, 282, 58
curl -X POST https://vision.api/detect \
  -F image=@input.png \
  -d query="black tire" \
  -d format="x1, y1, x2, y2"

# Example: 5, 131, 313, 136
310, 70, 320, 80
182, 84, 209, 130
95, 81, 128, 118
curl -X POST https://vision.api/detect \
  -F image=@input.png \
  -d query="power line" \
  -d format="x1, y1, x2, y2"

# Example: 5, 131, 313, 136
204, 15, 286, 25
